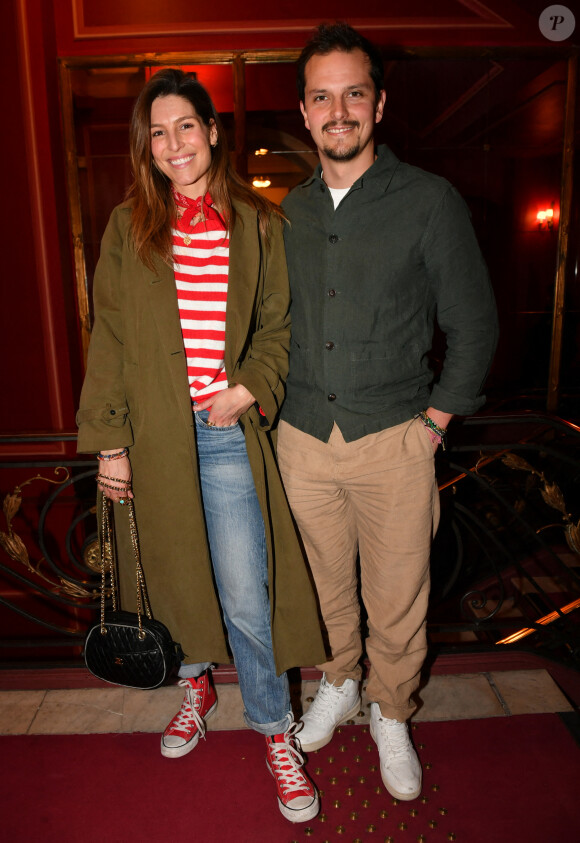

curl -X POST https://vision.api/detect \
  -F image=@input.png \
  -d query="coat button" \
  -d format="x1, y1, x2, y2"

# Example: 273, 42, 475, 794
325, 341, 334, 350
329, 234, 339, 244
110, 410, 116, 415
328, 289, 336, 297
328, 393, 337, 401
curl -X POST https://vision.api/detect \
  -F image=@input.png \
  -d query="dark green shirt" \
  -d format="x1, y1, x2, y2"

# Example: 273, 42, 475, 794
281, 145, 498, 443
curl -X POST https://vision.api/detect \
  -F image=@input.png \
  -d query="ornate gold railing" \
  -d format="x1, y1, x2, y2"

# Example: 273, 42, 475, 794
1, 415, 579, 667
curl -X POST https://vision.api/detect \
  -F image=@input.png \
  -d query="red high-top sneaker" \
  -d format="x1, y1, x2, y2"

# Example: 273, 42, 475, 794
266, 722, 319, 822
161, 672, 217, 758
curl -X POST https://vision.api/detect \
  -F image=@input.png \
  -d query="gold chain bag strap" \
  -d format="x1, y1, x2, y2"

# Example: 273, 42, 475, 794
84, 497, 184, 689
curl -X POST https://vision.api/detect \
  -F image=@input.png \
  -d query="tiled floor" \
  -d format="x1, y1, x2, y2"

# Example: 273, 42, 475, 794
0, 668, 572, 736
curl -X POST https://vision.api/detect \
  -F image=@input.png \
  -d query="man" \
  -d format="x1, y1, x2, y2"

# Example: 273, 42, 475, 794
277, 22, 498, 802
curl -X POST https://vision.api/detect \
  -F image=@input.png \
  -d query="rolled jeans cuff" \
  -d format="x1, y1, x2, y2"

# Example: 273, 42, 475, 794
244, 709, 293, 736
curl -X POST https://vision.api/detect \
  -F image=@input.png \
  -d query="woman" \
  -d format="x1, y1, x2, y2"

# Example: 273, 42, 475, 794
77, 68, 325, 824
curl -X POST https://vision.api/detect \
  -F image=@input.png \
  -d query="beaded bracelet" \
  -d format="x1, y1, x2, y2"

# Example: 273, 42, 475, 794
416, 411, 447, 451
97, 448, 129, 461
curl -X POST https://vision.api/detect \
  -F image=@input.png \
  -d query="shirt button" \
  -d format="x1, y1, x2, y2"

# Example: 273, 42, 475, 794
328, 289, 336, 297
325, 341, 334, 350
328, 393, 337, 401
329, 234, 339, 244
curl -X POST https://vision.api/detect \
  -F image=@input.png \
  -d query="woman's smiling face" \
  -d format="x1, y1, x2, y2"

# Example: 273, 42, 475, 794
150, 94, 217, 199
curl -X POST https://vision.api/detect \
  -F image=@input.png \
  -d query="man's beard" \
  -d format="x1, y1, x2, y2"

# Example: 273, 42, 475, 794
321, 121, 360, 161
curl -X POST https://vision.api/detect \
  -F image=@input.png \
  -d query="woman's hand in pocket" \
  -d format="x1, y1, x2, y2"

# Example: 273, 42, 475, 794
193, 384, 255, 427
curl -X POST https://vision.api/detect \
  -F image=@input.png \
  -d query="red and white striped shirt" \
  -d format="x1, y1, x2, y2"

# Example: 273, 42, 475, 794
172, 189, 230, 406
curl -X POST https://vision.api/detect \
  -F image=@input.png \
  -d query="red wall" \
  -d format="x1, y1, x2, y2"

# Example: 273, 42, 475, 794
1, 0, 80, 439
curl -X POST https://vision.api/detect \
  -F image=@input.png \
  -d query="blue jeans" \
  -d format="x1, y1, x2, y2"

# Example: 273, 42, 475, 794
179, 410, 291, 736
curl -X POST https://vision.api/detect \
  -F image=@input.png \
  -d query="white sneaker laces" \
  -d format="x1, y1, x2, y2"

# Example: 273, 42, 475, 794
170, 679, 207, 739
376, 716, 412, 760
306, 678, 349, 722
269, 724, 308, 795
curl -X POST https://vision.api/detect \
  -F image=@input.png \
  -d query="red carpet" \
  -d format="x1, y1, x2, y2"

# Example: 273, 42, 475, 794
2, 714, 578, 843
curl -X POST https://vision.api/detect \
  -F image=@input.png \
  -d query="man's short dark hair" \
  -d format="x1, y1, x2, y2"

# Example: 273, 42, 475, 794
296, 22, 385, 104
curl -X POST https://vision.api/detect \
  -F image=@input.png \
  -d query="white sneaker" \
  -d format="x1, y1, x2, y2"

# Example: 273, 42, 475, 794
370, 702, 422, 801
298, 674, 361, 752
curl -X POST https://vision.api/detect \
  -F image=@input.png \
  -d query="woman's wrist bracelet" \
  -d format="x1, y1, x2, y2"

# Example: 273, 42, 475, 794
97, 448, 129, 461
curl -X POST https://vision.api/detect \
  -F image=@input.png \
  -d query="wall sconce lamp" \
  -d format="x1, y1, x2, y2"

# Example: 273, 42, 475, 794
254, 148, 269, 156
537, 205, 554, 230
252, 176, 271, 188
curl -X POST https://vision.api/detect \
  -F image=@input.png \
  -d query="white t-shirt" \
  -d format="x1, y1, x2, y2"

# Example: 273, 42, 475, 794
327, 185, 350, 209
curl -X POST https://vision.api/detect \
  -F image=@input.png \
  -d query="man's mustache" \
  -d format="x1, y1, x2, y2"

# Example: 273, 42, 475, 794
322, 120, 360, 132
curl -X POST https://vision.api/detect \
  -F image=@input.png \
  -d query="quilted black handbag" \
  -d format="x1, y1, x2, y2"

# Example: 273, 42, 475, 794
84, 497, 183, 690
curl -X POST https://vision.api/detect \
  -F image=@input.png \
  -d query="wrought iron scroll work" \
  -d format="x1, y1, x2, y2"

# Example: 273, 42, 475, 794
0, 466, 107, 632
430, 413, 580, 667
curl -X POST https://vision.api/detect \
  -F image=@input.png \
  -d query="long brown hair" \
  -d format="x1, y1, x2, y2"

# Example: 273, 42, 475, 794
128, 68, 284, 270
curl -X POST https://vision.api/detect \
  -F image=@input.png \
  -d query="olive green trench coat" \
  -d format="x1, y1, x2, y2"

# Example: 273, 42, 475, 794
77, 199, 325, 673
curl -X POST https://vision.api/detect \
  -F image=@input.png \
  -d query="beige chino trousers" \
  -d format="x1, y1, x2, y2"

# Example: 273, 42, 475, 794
277, 417, 440, 722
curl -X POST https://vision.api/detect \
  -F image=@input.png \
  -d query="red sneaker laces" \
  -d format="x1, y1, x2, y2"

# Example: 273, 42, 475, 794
269, 724, 312, 796
167, 681, 207, 740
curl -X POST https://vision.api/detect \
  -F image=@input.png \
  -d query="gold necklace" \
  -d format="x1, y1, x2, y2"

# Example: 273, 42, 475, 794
177, 206, 204, 246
